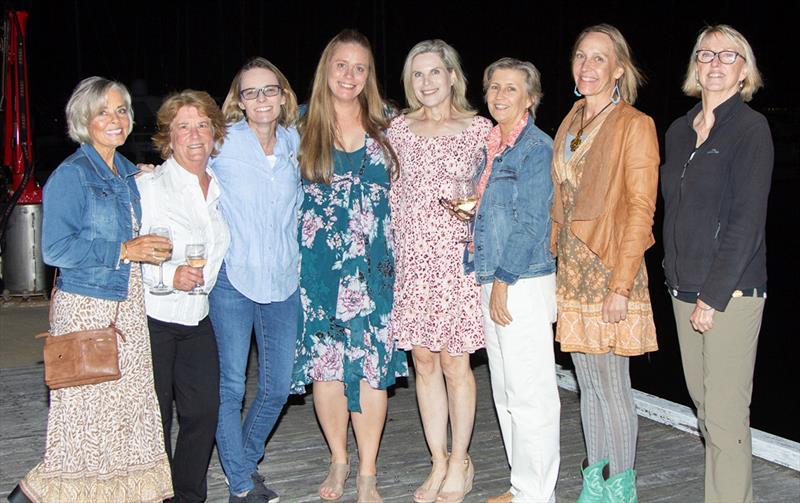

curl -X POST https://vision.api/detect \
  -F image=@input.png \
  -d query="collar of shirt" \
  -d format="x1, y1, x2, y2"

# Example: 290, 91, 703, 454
226, 119, 298, 163
486, 112, 529, 160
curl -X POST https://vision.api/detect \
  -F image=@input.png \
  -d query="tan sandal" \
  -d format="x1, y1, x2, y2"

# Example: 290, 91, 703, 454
356, 474, 383, 503
436, 455, 474, 503
413, 456, 449, 503
319, 461, 350, 501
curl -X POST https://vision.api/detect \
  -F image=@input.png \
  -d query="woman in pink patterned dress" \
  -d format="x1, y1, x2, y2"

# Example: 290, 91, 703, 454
387, 40, 491, 503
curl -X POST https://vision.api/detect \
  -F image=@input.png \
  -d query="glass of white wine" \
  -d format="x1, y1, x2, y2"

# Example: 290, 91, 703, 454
185, 243, 207, 296
450, 177, 477, 243
149, 225, 174, 295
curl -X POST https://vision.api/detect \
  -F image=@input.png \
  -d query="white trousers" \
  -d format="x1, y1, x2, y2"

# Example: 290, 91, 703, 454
482, 274, 560, 503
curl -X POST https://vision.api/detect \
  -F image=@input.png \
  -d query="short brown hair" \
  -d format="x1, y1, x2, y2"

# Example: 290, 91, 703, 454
152, 90, 227, 160
483, 58, 543, 118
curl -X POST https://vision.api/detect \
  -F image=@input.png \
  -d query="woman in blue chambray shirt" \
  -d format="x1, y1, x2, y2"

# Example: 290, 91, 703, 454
208, 58, 302, 503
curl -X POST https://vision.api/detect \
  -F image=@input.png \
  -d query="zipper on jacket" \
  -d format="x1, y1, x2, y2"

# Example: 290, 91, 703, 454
672, 148, 697, 289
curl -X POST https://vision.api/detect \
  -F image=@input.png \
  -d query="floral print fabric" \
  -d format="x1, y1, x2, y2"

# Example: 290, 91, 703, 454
388, 114, 491, 354
292, 136, 408, 412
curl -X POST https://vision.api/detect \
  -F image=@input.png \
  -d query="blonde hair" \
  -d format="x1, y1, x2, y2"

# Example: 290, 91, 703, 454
572, 24, 645, 105
299, 29, 398, 184
152, 89, 227, 160
221, 57, 298, 126
681, 24, 763, 102
65, 76, 133, 144
400, 39, 476, 116
482, 57, 543, 118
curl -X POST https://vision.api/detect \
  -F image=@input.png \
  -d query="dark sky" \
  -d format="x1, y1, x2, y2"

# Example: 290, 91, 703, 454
18, 0, 796, 142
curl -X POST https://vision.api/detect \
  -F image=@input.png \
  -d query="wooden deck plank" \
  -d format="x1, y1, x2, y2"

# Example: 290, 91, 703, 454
1, 358, 798, 502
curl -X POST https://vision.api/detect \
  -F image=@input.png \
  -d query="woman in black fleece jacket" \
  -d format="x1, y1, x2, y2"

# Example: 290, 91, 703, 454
660, 24, 772, 503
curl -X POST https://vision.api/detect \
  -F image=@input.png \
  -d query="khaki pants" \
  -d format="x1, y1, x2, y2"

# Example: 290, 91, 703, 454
672, 296, 765, 503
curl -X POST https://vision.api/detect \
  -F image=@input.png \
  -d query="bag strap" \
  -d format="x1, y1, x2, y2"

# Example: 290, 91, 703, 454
43, 269, 123, 337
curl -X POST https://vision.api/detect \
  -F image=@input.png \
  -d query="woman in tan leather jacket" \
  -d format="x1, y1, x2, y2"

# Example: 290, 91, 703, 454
550, 24, 659, 503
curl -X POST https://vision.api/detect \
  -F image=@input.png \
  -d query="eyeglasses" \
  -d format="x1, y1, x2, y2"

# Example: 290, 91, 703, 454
239, 85, 282, 100
695, 50, 745, 65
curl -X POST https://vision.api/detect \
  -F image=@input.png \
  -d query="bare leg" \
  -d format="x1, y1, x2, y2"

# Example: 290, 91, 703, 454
411, 347, 450, 501
351, 380, 388, 476
438, 351, 476, 498
314, 380, 350, 499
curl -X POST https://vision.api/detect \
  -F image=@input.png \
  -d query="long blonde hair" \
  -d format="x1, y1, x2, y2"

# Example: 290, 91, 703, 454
572, 24, 645, 105
401, 39, 476, 116
299, 29, 398, 184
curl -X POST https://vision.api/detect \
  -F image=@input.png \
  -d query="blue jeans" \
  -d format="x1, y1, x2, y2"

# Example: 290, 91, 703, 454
209, 264, 300, 495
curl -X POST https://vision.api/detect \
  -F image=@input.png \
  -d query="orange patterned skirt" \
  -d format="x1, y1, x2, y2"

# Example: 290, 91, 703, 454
555, 181, 657, 356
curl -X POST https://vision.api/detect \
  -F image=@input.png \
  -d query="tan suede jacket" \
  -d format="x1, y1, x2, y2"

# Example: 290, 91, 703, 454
550, 100, 659, 293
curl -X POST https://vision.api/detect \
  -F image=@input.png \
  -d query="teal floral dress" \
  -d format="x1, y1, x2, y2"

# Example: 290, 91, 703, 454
292, 136, 408, 412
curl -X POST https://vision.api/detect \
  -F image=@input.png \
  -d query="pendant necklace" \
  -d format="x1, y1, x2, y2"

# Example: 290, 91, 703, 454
570, 101, 614, 152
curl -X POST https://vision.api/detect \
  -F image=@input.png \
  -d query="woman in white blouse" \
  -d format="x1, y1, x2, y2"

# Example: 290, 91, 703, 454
137, 89, 230, 503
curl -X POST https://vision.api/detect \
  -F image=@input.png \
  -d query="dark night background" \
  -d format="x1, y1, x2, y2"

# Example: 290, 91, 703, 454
3, 0, 798, 441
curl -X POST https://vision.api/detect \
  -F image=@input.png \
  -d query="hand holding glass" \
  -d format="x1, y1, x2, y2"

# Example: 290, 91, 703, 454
185, 244, 207, 295
439, 178, 477, 243
149, 226, 173, 295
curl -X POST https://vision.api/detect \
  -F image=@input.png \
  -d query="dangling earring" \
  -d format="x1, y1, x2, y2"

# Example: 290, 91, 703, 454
574, 85, 582, 97
738, 80, 744, 91
610, 79, 622, 104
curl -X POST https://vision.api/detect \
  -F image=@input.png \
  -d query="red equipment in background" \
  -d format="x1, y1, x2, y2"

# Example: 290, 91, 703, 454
2, 8, 46, 298
3, 9, 40, 205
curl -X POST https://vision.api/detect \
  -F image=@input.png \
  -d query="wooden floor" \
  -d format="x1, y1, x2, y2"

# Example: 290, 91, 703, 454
1, 356, 798, 502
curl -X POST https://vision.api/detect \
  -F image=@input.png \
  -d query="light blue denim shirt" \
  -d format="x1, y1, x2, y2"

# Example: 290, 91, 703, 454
42, 143, 141, 301
469, 118, 556, 285
210, 120, 303, 303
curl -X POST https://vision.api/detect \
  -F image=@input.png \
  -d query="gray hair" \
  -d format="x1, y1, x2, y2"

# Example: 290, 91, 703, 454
681, 24, 763, 102
483, 58, 543, 118
65, 76, 133, 144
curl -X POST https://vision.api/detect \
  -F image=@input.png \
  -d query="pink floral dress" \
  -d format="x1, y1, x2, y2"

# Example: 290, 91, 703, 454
388, 114, 492, 354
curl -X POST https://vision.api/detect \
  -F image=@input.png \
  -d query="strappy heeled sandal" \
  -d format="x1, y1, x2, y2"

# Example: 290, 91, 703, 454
319, 460, 350, 501
356, 474, 383, 503
436, 455, 474, 503
413, 456, 449, 503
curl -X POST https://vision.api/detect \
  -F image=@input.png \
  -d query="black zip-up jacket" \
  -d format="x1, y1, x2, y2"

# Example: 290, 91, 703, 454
661, 94, 773, 311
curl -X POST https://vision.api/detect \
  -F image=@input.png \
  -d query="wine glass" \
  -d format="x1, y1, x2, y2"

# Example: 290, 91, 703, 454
451, 178, 477, 243
149, 225, 173, 295
185, 243, 207, 296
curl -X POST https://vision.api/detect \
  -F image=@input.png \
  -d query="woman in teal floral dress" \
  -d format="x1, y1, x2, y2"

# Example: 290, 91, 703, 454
292, 30, 407, 503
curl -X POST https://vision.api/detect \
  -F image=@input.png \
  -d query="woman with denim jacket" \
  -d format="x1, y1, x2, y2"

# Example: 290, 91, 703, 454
552, 24, 658, 503
11, 77, 173, 503
208, 58, 302, 503
471, 58, 560, 503
661, 25, 771, 503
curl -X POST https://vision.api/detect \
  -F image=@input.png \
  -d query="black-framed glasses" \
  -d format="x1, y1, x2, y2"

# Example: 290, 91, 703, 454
695, 49, 745, 65
239, 85, 282, 100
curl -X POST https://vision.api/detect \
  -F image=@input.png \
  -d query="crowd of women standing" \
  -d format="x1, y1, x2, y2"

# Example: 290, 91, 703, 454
8, 20, 772, 503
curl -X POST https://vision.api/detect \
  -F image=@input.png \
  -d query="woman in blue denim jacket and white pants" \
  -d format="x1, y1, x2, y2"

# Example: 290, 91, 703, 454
471, 59, 559, 503
208, 58, 302, 503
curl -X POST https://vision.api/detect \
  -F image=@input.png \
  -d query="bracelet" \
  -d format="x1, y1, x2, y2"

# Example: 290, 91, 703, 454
609, 287, 630, 298
121, 242, 130, 264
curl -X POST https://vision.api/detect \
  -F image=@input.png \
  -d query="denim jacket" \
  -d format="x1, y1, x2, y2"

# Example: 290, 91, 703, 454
42, 144, 142, 301
468, 119, 556, 285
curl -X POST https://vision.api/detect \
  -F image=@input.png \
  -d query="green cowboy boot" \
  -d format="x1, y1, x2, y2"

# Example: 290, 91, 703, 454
603, 468, 637, 503
576, 458, 608, 503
